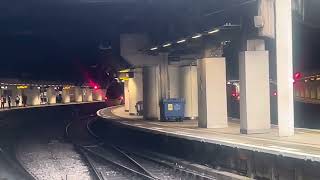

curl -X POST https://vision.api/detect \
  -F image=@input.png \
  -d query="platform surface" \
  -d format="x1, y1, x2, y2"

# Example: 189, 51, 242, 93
0, 101, 104, 112
97, 106, 320, 162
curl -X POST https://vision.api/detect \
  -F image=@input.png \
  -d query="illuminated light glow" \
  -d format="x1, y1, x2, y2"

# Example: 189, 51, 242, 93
208, 29, 220, 34
177, 39, 186, 44
94, 85, 98, 90
227, 82, 231, 85
294, 72, 302, 80
17, 86, 28, 89
273, 91, 277, 96
191, 34, 202, 39
162, 43, 172, 47
150, 47, 158, 51
63, 86, 71, 90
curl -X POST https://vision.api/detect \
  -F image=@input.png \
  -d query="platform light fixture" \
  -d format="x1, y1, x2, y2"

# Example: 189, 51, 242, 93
191, 34, 202, 39
150, 47, 158, 51
163, 43, 172, 47
177, 39, 186, 44
208, 29, 220, 34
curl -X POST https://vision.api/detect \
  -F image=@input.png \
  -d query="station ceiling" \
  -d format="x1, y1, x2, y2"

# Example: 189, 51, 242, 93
0, 0, 260, 82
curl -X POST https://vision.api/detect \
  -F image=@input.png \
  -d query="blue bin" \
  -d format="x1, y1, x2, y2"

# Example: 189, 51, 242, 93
161, 98, 185, 121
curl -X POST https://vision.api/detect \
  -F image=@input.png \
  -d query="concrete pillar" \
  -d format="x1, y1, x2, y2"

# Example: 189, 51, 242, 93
276, 0, 294, 136
300, 85, 305, 98
47, 87, 56, 104
168, 65, 180, 98
129, 68, 143, 115
74, 87, 83, 102
24, 87, 40, 106
124, 80, 130, 112
239, 50, 271, 134
310, 83, 317, 99
159, 53, 169, 99
197, 58, 228, 128
180, 66, 198, 119
317, 86, 320, 100
62, 89, 71, 103
9, 86, 21, 107
87, 88, 93, 102
304, 85, 310, 98
93, 89, 103, 101
143, 66, 161, 120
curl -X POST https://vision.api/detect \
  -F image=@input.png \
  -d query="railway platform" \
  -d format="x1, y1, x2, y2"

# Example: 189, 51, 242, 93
97, 106, 320, 179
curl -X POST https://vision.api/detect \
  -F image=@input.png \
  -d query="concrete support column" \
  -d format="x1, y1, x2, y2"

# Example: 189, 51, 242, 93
300, 85, 305, 98
180, 65, 198, 119
317, 86, 320, 100
74, 87, 83, 102
143, 66, 160, 120
93, 89, 104, 101
129, 68, 143, 115
25, 88, 40, 106
87, 88, 93, 102
62, 89, 71, 103
9, 87, 21, 107
310, 83, 317, 99
168, 65, 180, 98
304, 85, 310, 98
239, 50, 271, 134
197, 58, 228, 128
47, 87, 56, 104
82, 88, 93, 102
276, 0, 294, 136
124, 80, 130, 112
159, 53, 169, 99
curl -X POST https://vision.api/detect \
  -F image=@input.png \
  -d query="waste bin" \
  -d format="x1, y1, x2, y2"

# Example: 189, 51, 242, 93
161, 98, 185, 121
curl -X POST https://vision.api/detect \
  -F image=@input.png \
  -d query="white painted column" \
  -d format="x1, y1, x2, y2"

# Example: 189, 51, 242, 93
316, 86, 320, 99
197, 58, 228, 128
62, 89, 71, 103
168, 65, 180, 98
239, 50, 271, 134
74, 87, 83, 102
93, 89, 103, 101
129, 68, 143, 115
87, 88, 93, 102
25, 88, 40, 106
143, 66, 161, 120
47, 87, 56, 104
276, 0, 294, 136
310, 83, 317, 99
180, 66, 198, 119
124, 80, 130, 112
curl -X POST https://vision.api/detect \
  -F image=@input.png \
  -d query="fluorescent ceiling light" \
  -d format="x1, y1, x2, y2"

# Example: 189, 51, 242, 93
150, 47, 158, 51
192, 34, 202, 39
208, 29, 220, 34
177, 39, 186, 43
163, 43, 172, 47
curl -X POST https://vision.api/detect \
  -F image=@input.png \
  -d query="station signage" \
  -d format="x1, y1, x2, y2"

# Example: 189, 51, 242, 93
17, 85, 28, 89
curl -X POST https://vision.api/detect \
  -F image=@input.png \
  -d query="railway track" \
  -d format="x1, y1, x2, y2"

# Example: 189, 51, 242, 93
0, 146, 37, 180
66, 115, 217, 180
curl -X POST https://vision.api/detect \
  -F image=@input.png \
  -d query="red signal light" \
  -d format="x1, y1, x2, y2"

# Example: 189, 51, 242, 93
94, 85, 98, 90
294, 72, 302, 80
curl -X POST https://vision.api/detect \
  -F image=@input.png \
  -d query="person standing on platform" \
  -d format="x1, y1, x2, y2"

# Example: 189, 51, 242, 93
1, 96, 6, 109
7, 96, 11, 109
0, 96, 4, 109
22, 94, 27, 107
15, 96, 20, 107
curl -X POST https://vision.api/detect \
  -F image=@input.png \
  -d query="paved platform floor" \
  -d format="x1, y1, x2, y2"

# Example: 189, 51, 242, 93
0, 101, 104, 112
97, 106, 320, 162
